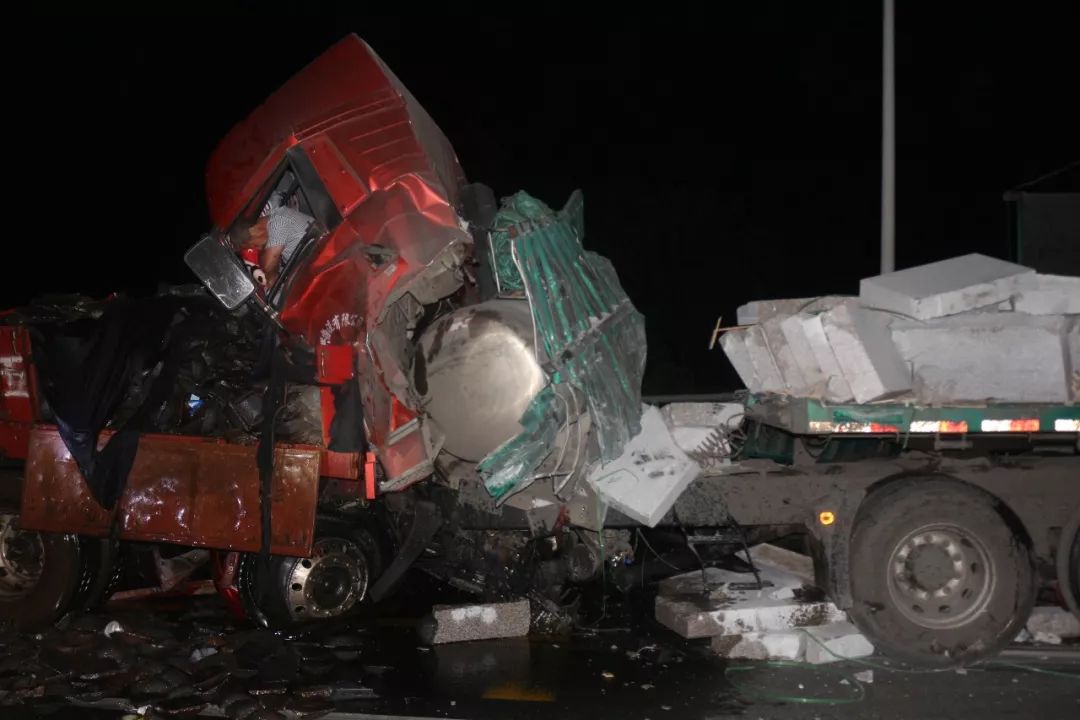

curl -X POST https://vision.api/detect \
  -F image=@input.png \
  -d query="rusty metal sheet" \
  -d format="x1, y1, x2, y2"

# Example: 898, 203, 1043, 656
20, 426, 321, 557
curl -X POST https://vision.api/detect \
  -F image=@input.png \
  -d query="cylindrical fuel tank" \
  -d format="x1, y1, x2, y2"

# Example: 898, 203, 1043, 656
413, 300, 546, 462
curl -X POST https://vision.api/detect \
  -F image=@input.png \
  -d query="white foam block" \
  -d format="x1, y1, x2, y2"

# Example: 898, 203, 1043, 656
859, 253, 1035, 320
822, 303, 911, 403
892, 312, 1071, 403
586, 405, 700, 527
803, 621, 875, 664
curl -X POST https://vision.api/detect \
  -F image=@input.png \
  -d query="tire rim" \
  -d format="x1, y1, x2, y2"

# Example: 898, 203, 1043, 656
887, 522, 996, 629
0, 512, 46, 600
282, 537, 369, 620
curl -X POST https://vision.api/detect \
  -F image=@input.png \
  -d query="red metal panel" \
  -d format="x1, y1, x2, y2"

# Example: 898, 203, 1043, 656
20, 427, 321, 557
0, 326, 40, 459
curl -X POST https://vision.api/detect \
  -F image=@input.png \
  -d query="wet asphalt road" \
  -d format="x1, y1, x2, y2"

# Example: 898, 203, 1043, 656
2, 584, 1078, 720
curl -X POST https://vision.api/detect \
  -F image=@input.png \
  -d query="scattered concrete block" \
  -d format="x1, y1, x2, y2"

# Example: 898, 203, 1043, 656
1013, 274, 1080, 315
822, 303, 911, 403
891, 312, 1072, 403
420, 599, 531, 645
661, 402, 745, 457
747, 543, 816, 585
736, 296, 853, 326
587, 405, 700, 527
803, 621, 875, 664
720, 329, 761, 392
1025, 606, 1080, 639
763, 317, 808, 393
655, 593, 845, 639
658, 566, 809, 603
859, 253, 1035, 320
712, 631, 805, 660
801, 312, 856, 401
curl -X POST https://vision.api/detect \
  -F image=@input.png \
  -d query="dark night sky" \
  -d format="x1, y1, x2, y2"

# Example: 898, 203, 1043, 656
10, 7, 1079, 394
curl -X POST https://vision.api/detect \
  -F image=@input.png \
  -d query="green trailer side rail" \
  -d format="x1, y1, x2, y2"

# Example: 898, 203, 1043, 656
745, 394, 1080, 436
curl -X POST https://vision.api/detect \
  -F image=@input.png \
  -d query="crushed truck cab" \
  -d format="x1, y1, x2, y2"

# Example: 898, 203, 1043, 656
0, 34, 647, 628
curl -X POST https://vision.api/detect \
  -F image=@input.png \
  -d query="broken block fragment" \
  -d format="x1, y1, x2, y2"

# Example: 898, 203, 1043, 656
586, 405, 700, 527
802, 621, 875, 664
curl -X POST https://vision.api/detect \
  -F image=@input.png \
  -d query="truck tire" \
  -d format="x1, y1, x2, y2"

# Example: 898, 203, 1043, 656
847, 478, 1034, 667
239, 516, 383, 628
1057, 509, 1080, 622
0, 482, 84, 628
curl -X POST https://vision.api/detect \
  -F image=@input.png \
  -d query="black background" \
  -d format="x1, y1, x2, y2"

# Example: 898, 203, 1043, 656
10, 6, 1078, 393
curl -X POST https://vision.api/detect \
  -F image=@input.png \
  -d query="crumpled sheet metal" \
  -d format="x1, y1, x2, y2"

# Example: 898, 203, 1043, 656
478, 191, 646, 501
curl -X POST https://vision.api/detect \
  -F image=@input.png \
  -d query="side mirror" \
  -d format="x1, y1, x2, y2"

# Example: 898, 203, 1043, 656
184, 234, 256, 310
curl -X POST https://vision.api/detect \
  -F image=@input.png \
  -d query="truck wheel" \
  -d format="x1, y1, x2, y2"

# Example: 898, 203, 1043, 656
1057, 509, 1080, 622
847, 479, 1034, 667
239, 516, 383, 628
0, 502, 82, 628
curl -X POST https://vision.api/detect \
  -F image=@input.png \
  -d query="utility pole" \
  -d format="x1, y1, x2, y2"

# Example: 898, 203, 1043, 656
881, 0, 896, 274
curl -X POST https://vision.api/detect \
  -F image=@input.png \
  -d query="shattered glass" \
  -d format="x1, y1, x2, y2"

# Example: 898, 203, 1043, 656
478, 191, 647, 501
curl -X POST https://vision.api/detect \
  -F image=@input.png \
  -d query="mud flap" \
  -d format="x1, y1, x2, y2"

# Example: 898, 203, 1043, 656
369, 500, 442, 602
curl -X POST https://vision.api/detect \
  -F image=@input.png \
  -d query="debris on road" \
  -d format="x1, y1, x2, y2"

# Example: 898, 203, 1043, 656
418, 599, 531, 645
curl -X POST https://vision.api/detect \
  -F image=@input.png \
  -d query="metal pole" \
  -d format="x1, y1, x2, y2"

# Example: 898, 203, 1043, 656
881, 0, 896, 273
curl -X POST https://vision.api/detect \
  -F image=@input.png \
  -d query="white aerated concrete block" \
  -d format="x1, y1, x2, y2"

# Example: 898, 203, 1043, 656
801, 312, 856, 402
658, 566, 809, 603
655, 594, 845, 639
1068, 323, 1080, 402
1025, 606, 1080, 639
1013, 274, 1080, 315
780, 313, 828, 395
748, 543, 816, 585
737, 296, 853, 326
859, 253, 1035, 320
587, 405, 700, 527
892, 313, 1072, 403
763, 317, 808, 393
719, 329, 760, 391
803, 621, 875, 664
661, 402, 745, 457
822, 303, 911, 403
426, 600, 531, 644
712, 631, 805, 660
744, 325, 786, 393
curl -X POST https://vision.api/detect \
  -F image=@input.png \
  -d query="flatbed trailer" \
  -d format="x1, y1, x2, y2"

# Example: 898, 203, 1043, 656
646, 394, 1080, 665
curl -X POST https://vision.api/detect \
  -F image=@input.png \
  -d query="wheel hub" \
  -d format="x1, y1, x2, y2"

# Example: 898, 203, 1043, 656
888, 524, 995, 629
283, 537, 369, 620
0, 513, 45, 600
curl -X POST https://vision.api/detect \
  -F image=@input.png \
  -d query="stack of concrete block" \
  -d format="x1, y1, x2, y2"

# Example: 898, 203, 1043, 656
720, 253, 1080, 404
655, 564, 874, 664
